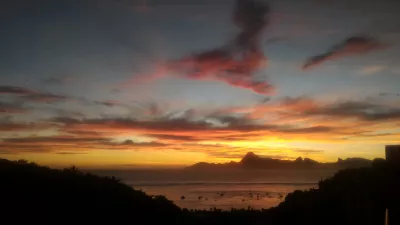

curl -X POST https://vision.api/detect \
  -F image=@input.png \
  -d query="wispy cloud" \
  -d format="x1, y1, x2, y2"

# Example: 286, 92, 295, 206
0, 101, 28, 114
213, 96, 400, 140
302, 36, 387, 70
56, 116, 339, 137
0, 136, 168, 154
0, 121, 52, 132
379, 92, 400, 97
21, 93, 69, 103
55, 152, 89, 155
0, 86, 36, 95
92, 100, 124, 107
358, 65, 385, 75
43, 75, 75, 85
0, 85, 68, 103
2, 94, 400, 158
304, 100, 400, 121
0, 85, 128, 109
2, 136, 109, 144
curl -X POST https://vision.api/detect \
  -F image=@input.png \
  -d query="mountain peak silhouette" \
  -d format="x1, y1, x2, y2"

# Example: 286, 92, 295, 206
187, 152, 373, 170
240, 152, 259, 162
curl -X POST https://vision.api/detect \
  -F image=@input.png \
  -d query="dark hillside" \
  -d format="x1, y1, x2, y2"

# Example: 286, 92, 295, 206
0, 159, 184, 225
1, 158, 398, 225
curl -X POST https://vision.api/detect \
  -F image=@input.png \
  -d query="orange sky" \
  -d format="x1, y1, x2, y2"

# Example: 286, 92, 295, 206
1, 0, 400, 168
1, 96, 397, 168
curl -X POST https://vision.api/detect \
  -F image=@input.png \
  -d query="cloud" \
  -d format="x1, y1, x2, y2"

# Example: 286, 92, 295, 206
92, 100, 124, 107
54, 114, 340, 145
2, 136, 109, 144
21, 93, 69, 103
0, 85, 68, 103
237, 96, 400, 123
50, 108, 343, 147
61, 130, 106, 137
52, 117, 82, 124
0, 86, 36, 95
379, 92, 400, 97
0, 149, 14, 155
41, 107, 85, 119
149, 132, 270, 143
147, 134, 202, 142
181, 143, 318, 160
206, 113, 256, 126
0, 85, 129, 109
111, 88, 121, 94
227, 96, 317, 119
0, 136, 168, 154
43, 75, 75, 85
291, 149, 324, 154
137, 0, 273, 94
55, 152, 89, 155
278, 126, 335, 134
105, 139, 168, 148
58, 117, 215, 133
358, 65, 385, 75
0, 101, 28, 114
3, 93, 399, 157
3, 97, 399, 156
305, 100, 400, 121
302, 36, 387, 70
0, 121, 52, 132
108, 98, 399, 142
213, 96, 400, 142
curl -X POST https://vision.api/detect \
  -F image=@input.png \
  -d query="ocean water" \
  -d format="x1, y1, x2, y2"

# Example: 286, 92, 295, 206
134, 182, 316, 210
93, 169, 337, 210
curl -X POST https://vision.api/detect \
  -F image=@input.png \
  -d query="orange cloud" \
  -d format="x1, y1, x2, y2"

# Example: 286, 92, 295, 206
358, 65, 385, 75
0, 136, 168, 154
2, 96, 399, 162
0, 121, 53, 132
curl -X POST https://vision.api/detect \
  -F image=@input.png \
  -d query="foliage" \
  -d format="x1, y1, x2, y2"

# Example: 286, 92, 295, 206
1, 158, 399, 225
0, 159, 183, 225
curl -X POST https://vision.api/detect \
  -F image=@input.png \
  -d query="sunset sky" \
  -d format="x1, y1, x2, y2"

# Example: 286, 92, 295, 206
1, 0, 400, 168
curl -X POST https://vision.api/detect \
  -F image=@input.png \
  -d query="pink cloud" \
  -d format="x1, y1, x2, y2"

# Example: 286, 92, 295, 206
303, 36, 388, 70
125, 0, 274, 95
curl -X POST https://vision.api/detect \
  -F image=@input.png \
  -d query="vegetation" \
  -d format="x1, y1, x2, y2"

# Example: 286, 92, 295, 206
268, 158, 400, 225
1, 158, 399, 225
0, 159, 185, 225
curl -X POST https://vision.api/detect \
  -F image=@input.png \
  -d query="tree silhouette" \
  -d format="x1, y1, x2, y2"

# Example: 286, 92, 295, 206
1, 157, 399, 225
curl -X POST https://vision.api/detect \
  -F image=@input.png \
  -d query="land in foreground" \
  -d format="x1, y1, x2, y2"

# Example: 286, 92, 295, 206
1, 157, 399, 225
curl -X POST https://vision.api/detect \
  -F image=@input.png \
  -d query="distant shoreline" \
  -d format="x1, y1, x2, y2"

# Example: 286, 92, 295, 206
129, 182, 318, 187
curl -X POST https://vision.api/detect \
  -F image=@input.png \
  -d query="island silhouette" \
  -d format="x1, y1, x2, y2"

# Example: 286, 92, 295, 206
186, 152, 373, 170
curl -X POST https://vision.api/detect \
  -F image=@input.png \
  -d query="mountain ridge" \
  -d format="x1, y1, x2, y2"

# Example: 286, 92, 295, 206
186, 152, 374, 170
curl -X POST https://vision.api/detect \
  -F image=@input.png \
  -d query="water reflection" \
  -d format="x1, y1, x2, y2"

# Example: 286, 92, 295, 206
135, 183, 315, 210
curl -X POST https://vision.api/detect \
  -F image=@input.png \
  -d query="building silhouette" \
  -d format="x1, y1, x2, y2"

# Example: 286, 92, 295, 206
385, 145, 400, 165
386, 145, 400, 225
